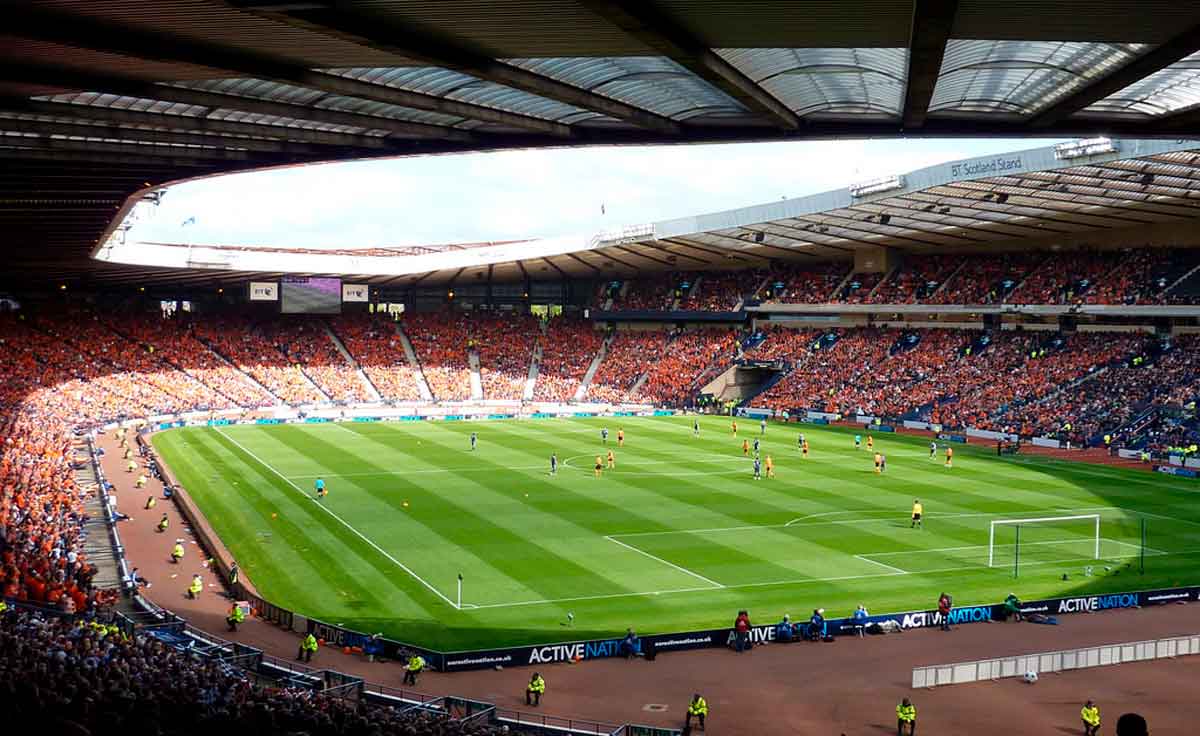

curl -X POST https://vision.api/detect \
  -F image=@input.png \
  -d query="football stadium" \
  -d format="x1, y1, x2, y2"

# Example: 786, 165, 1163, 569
7, 2, 1200, 735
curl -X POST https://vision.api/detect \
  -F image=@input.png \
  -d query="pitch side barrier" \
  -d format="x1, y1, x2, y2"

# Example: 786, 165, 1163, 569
239, 585, 1195, 673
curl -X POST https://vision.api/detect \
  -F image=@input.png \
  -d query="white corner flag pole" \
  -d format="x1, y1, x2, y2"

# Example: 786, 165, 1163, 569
457, 573, 463, 610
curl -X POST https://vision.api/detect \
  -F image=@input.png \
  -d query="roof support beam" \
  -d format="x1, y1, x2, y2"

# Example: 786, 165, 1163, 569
901, 0, 959, 129
700, 230, 817, 258
858, 199, 1071, 235
0, 147, 219, 168
541, 257, 569, 278
1029, 21, 1200, 127
0, 118, 365, 156
230, 3, 681, 135
575, 0, 799, 129
0, 98, 399, 149
4, 6, 571, 138
0, 64, 474, 142
755, 223, 855, 253
563, 252, 602, 273
614, 244, 673, 267
658, 237, 759, 263
928, 186, 1153, 225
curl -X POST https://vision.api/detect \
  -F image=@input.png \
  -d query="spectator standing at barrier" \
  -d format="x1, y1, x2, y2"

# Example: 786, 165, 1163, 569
526, 672, 545, 706
226, 602, 245, 632
897, 697, 916, 736
228, 561, 239, 587
1116, 713, 1148, 736
938, 592, 953, 631
686, 693, 708, 730
1082, 701, 1101, 736
733, 610, 751, 652
404, 651, 425, 685
298, 632, 318, 662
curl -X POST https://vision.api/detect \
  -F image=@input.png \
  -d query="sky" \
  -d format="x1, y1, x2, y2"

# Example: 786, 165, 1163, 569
127, 137, 1067, 249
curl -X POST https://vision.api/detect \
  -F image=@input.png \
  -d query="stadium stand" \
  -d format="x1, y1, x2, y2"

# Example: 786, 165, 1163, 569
328, 314, 423, 401
533, 317, 605, 402
267, 318, 372, 403
636, 329, 741, 404
868, 255, 962, 304
759, 263, 850, 304
474, 312, 540, 400
588, 331, 665, 402
194, 317, 325, 405
0, 606, 502, 736
402, 313, 473, 402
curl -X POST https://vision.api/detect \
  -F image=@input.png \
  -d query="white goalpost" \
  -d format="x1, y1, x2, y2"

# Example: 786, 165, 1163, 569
987, 514, 1101, 568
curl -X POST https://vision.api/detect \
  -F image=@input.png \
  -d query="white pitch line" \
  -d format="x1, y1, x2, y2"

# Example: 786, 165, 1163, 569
865, 537, 1124, 556
1108, 539, 1169, 555
855, 554, 907, 575
614, 507, 1126, 539
604, 535, 724, 588
287, 465, 547, 479
214, 427, 460, 610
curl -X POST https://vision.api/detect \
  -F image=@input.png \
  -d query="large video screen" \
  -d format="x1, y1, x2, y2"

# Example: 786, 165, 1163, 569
281, 277, 342, 314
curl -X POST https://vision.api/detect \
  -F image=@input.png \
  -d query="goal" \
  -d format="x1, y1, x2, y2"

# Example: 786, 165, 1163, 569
987, 514, 1101, 568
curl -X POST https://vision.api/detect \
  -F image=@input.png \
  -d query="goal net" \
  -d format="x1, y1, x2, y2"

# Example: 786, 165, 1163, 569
988, 514, 1100, 570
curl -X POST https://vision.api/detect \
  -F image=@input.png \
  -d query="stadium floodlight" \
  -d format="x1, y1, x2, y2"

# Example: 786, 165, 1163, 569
988, 514, 1101, 569
849, 175, 904, 198
1054, 137, 1116, 160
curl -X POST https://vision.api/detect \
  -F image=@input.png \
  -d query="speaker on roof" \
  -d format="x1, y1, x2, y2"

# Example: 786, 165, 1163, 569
754, 231, 765, 243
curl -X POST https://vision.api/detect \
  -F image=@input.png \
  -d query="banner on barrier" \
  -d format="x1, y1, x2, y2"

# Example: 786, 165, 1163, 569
1155, 465, 1199, 478
937, 432, 968, 443
1031, 436, 1061, 448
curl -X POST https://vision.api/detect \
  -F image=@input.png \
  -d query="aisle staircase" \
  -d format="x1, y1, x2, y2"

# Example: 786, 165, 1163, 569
322, 322, 382, 401
467, 349, 484, 400
573, 335, 610, 401
524, 344, 540, 401
394, 324, 434, 401
78, 439, 126, 593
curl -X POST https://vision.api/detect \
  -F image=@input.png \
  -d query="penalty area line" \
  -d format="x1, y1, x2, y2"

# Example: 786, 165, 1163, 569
604, 535, 724, 589
854, 554, 908, 575
213, 427, 461, 610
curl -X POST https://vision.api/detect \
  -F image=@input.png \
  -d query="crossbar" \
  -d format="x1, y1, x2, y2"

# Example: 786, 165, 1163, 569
988, 514, 1100, 567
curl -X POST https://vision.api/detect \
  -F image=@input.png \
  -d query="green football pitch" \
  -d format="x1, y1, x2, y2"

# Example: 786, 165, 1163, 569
152, 416, 1200, 651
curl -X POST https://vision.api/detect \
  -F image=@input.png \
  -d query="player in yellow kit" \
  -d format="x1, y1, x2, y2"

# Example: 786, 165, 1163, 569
802, 439, 809, 458
606, 449, 615, 469
594, 455, 603, 479
911, 499, 923, 528
731, 420, 738, 436
945, 446, 954, 468
764, 455, 774, 478
866, 435, 874, 452
617, 428, 625, 447
873, 452, 882, 474
742, 439, 750, 456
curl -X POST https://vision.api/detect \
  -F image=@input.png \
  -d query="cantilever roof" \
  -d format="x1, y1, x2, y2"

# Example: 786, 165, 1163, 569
6, 1, 1200, 286
96, 139, 1200, 286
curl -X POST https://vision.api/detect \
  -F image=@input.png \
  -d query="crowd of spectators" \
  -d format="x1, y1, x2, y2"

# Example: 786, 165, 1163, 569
534, 318, 604, 402
924, 252, 1042, 305
588, 331, 666, 403
267, 318, 372, 403
108, 313, 275, 408
600, 276, 673, 311
34, 311, 230, 413
757, 263, 849, 304
195, 316, 325, 405
401, 313, 473, 401
749, 326, 1166, 441
680, 271, 763, 311
328, 315, 423, 401
474, 312, 540, 400
636, 329, 740, 404
0, 606, 503, 736
838, 272, 886, 303
867, 256, 961, 304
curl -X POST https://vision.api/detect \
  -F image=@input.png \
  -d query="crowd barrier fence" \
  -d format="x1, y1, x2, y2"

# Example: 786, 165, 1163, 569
912, 633, 1200, 689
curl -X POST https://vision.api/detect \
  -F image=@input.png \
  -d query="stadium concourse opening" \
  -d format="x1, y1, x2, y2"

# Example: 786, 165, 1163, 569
11, 0, 1200, 730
